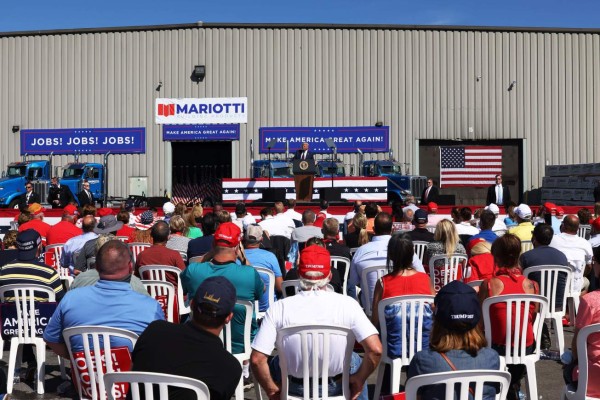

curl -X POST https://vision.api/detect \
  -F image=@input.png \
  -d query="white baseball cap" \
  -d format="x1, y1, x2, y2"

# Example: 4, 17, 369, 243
514, 204, 532, 219
485, 203, 500, 215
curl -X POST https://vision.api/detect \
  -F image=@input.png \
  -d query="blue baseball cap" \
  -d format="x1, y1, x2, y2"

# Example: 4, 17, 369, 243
434, 280, 481, 332
194, 276, 237, 318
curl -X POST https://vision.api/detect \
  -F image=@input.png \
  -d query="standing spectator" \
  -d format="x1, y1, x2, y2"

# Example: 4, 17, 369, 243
251, 245, 382, 400
18, 181, 41, 210
486, 174, 511, 210
479, 234, 539, 399
244, 225, 282, 312
508, 204, 535, 241
44, 240, 164, 356
77, 180, 95, 207
187, 213, 218, 260
136, 221, 186, 291
61, 215, 98, 270
550, 215, 593, 296
47, 176, 75, 208
408, 281, 500, 400
166, 215, 191, 253
46, 204, 82, 245
420, 178, 440, 205
407, 209, 435, 242
131, 277, 242, 400
18, 203, 51, 239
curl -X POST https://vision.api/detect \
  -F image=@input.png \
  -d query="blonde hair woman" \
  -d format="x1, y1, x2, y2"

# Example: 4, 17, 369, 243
424, 219, 466, 277
344, 213, 371, 248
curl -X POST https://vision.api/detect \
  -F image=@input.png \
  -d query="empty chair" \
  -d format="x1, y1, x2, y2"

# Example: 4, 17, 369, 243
373, 295, 435, 399
63, 326, 139, 400
404, 369, 511, 400
104, 371, 210, 400
128, 243, 152, 264
0, 284, 56, 394
330, 256, 351, 295
141, 280, 177, 323
138, 265, 190, 317
562, 323, 600, 400
428, 254, 468, 292
523, 265, 572, 356
359, 265, 387, 317
412, 241, 428, 264
482, 294, 548, 400
276, 325, 355, 400
253, 267, 275, 320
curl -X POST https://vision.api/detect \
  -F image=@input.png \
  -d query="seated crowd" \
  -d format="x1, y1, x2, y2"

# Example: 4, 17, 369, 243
0, 195, 598, 400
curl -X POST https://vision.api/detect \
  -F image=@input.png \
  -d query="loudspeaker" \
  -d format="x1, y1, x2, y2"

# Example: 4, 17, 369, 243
262, 188, 286, 202
147, 196, 170, 208
319, 188, 342, 202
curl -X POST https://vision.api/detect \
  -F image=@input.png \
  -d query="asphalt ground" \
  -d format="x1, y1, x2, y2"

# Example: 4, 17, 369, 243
1, 323, 573, 400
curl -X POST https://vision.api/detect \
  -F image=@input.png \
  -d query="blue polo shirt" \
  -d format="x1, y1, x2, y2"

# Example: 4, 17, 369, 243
245, 248, 282, 312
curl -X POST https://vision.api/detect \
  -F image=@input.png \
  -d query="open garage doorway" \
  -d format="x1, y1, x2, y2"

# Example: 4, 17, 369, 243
171, 142, 232, 206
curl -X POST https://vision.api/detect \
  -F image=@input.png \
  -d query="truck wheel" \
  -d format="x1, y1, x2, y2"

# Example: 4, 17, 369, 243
8, 199, 20, 209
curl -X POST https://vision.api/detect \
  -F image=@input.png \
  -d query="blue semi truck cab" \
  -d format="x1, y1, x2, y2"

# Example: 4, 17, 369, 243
251, 160, 293, 178
0, 157, 107, 208
361, 160, 428, 203
316, 160, 346, 178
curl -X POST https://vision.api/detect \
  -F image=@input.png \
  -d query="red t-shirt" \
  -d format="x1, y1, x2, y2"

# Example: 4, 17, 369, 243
135, 245, 186, 291
116, 225, 135, 241
465, 253, 495, 283
18, 219, 51, 239
489, 275, 535, 347
46, 220, 83, 245
381, 272, 432, 299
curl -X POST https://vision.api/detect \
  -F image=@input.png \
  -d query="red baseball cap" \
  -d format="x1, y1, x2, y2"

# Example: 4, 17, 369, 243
543, 202, 557, 215
427, 202, 438, 213
213, 222, 241, 248
63, 204, 79, 216
97, 207, 113, 217
298, 245, 331, 280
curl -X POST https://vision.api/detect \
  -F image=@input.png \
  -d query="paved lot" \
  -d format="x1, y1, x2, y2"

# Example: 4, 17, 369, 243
3, 324, 573, 399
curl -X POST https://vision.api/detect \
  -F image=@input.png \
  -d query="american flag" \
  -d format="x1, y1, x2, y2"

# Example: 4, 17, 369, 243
440, 146, 502, 187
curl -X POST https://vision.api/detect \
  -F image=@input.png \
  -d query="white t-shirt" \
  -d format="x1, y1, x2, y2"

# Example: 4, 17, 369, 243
251, 290, 377, 377
283, 208, 303, 222
550, 232, 593, 292
455, 222, 480, 236
259, 216, 292, 238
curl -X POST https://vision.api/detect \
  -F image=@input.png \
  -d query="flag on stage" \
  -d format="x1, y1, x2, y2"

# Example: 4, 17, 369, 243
439, 146, 502, 187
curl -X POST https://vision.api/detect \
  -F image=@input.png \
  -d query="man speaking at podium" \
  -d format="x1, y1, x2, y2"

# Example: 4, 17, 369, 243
293, 142, 314, 161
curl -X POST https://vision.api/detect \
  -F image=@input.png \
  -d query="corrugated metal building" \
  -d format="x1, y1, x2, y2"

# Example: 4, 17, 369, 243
1, 22, 598, 204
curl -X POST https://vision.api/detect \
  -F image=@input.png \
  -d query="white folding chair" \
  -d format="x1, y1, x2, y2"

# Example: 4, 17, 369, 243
188, 255, 206, 264
493, 228, 507, 237
428, 254, 468, 292
521, 240, 534, 254
282, 280, 302, 298
562, 322, 600, 400
128, 243, 152, 264
219, 300, 261, 400
254, 267, 275, 320
566, 260, 585, 326
373, 295, 435, 400
45, 243, 73, 288
330, 256, 351, 295
178, 251, 188, 263
104, 371, 210, 400
404, 369, 511, 400
141, 280, 176, 323
115, 236, 129, 242
426, 226, 436, 234
412, 241, 428, 264
360, 265, 387, 317
276, 324, 355, 400
482, 294, 548, 400
63, 326, 139, 400
523, 265, 572, 356
576, 225, 591, 240
138, 265, 190, 317
466, 280, 484, 292
0, 284, 55, 394
349, 247, 359, 256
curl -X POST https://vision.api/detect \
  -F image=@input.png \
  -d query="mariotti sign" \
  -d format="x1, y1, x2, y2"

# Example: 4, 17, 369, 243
155, 97, 248, 124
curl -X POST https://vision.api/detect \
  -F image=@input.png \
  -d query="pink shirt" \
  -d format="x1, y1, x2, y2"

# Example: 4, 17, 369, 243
575, 291, 600, 398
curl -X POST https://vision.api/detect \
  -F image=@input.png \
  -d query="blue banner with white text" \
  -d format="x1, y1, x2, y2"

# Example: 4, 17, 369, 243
21, 128, 145, 155
258, 126, 390, 154
162, 124, 240, 141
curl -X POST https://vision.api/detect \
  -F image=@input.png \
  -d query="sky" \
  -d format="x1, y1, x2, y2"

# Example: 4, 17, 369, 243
0, 0, 599, 32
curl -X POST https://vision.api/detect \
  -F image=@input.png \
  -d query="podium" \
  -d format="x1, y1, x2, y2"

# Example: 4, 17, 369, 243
293, 160, 316, 201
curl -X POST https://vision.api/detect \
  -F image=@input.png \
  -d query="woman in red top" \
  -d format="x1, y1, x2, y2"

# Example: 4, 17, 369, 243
464, 239, 495, 284
479, 233, 539, 400
371, 234, 435, 328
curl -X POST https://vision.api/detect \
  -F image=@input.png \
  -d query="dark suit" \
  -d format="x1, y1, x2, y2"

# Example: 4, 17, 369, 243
293, 150, 314, 160
594, 185, 600, 203
47, 185, 75, 208
486, 184, 511, 208
18, 191, 41, 210
77, 190, 94, 207
420, 185, 439, 205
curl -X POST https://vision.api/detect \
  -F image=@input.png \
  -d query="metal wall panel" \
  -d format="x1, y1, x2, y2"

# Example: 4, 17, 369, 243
1, 25, 599, 198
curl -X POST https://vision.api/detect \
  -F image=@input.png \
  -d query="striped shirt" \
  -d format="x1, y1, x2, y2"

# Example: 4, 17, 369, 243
0, 259, 64, 301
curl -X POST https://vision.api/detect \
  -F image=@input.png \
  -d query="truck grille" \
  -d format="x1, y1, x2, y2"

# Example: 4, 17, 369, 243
31, 182, 50, 205
410, 176, 428, 200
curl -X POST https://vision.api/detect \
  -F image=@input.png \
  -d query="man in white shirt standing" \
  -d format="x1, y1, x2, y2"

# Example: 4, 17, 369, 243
550, 214, 593, 295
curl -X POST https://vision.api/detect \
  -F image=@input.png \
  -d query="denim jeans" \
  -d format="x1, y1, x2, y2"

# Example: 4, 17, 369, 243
269, 352, 367, 400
